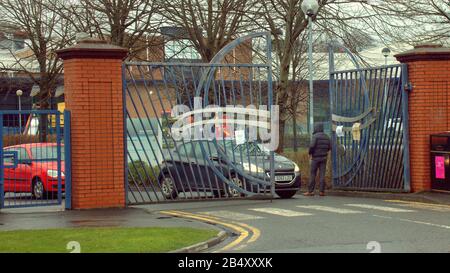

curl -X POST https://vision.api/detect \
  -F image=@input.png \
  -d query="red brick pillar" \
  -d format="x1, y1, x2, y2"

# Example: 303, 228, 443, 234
395, 45, 450, 192
57, 39, 128, 209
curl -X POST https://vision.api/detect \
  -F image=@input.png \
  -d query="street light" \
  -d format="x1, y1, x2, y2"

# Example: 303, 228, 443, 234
301, 0, 319, 138
274, 28, 283, 81
381, 47, 391, 111
30, 84, 40, 110
382, 47, 391, 66
16, 89, 23, 133
55, 85, 64, 98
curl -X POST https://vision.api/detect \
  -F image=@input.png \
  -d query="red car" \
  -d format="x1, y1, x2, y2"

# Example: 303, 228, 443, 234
3, 143, 65, 199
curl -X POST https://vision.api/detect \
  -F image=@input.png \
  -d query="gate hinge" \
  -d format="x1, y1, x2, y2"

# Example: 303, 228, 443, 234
404, 82, 413, 92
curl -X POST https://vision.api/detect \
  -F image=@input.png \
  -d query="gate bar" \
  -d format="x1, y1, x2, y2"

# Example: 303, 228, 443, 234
401, 64, 411, 192
57, 112, 62, 205
0, 113, 4, 209
64, 110, 72, 210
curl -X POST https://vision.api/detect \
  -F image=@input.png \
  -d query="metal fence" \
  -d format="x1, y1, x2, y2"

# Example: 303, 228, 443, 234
0, 110, 69, 208
329, 49, 411, 192
123, 33, 301, 204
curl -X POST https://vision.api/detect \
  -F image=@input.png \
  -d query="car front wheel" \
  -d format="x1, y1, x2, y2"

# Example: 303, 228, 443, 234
276, 190, 298, 199
159, 176, 178, 200
227, 175, 245, 198
32, 179, 46, 199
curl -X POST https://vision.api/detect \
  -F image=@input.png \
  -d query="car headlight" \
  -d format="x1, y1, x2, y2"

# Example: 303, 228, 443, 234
242, 163, 265, 173
294, 163, 300, 173
47, 170, 64, 178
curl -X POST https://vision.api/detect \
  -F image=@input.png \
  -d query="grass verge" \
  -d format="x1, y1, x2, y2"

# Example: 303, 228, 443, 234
0, 227, 218, 253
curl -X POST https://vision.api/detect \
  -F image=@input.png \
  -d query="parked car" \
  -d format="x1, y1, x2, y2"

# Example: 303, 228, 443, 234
2, 143, 65, 199
385, 118, 403, 133
157, 140, 301, 199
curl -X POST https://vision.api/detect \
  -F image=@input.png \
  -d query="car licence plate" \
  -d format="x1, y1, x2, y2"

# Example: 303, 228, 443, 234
275, 175, 294, 182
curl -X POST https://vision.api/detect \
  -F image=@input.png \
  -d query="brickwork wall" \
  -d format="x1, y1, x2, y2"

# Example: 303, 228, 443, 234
396, 46, 450, 192
60, 47, 127, 209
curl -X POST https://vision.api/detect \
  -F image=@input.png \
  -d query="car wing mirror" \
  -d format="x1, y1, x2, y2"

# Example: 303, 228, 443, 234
209, 155, 220, 161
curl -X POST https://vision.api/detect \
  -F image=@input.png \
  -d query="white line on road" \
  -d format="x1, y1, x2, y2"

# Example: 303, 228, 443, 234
346, 204, 415, 213
385, 200, 450, 212
249, 208, 312, 217
296, 205, 363, 214
373, 215, 450, 230
199, 210, 264, 221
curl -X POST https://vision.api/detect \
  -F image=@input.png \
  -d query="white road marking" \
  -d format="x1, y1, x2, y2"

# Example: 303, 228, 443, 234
296, 205, 363, 214
373, 215, 450, 230
397, 203, 450, 212
199, 210, 264, 221
346, 204, 415, 212
385, 200, 450, 212
248, 208, 312, 217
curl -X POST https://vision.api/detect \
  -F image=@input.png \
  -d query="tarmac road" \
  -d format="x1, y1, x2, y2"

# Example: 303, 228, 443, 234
142, 195, 450, 253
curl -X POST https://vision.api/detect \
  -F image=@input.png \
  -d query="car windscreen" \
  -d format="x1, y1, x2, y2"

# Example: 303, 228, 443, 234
190, 142, 219, 158
31, 146, 65, 161
223, 141, 267, 157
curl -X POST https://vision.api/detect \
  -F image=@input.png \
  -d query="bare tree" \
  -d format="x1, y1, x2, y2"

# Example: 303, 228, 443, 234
157, 0, 255, 62
366, 0, 450, 45
252, 0, 384, 152
56, 0, 162, 59
0, 0, 74, 109
251, 0, 319, 152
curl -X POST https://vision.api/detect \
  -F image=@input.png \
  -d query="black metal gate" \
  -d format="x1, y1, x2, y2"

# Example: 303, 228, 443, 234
124, 33, 298, 204
329, 45, 411, 192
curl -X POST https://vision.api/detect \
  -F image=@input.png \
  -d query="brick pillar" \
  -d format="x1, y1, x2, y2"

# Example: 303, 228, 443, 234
57, 39, 128, 209
395, 44, 450, 192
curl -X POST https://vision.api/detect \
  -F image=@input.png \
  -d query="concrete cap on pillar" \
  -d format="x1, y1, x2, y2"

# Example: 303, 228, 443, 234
395, 44, 450, 62
56, 37, 128, 60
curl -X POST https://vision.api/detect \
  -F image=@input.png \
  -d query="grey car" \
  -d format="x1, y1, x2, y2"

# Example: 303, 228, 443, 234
157, 140, 301, 199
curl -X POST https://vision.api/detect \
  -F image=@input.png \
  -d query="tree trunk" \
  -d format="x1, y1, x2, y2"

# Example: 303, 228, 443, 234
293, 116, 298, 152
275, 61, 290, 153
277, 118, 286, 154
38, 82, 52, 143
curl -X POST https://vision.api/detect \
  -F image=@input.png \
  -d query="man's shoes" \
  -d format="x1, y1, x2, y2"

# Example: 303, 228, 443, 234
303, 192, 315, 197
319, 192, 326, 197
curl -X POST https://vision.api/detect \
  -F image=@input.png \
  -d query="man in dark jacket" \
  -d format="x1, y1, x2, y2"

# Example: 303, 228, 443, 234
304, 123, 331, 196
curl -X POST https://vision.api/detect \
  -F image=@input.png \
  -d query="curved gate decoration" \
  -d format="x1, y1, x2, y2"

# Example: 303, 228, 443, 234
124, 32, 284, 204
329, 43, 411, 192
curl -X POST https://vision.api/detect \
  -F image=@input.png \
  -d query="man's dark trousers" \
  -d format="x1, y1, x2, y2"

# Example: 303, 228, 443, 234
309, 158, 327, 193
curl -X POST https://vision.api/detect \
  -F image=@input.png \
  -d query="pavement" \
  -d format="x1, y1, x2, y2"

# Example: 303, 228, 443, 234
0, 207, 219, 232
136, 192, 450, 253
1, 191, 450, 253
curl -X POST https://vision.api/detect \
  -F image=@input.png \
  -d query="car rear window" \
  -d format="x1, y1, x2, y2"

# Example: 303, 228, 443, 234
31, 146, 65, 161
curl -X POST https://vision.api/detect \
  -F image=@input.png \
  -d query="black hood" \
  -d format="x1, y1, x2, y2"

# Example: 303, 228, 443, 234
313, 123, 324, 134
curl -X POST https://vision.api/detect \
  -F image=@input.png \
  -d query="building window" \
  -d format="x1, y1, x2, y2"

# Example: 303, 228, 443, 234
165, 39, 201, 61
13, 39, 25, 51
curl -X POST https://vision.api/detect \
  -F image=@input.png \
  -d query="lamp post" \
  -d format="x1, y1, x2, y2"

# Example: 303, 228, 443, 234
16, 89, 23, 133
30, 84, 40, 110
382, 47, 391, 66
274, 28, 283, 83
301, 0, 319, 138
381, 47, 391, 112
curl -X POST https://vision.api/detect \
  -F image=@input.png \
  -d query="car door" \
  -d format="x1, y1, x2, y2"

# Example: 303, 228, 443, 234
3, 148, 32, 193
169, 143, 194, 191
177, 142, 202, 192
17, 148, 33, 192
3, 148, 17, 193
190, 141, 223, 192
